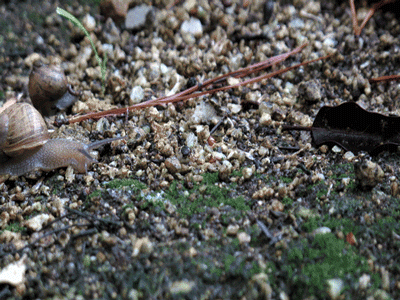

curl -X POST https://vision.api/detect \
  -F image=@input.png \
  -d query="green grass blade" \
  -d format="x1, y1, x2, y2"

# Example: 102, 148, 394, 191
56, 7, 106, 91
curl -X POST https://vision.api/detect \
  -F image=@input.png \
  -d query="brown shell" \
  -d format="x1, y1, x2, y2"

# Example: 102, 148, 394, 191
29, 64, 70, 116
0, 102, 49, 157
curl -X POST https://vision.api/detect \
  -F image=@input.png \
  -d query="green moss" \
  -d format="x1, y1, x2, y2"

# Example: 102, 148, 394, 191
328, 163, 354, 174
372, 217, 400, 240
231, 168, 243, 177
282, 196, 294, 207
3, 222, 25, 233
280, 176, 293, 184
88, 189, 102, 200
224, 254, 236, 273
86, 178, 147, 202
45, 176, 66, 196
194, 249, 265, 284
165, 172, 250, 218
105, 178, 147, 190
302, 216, 358, 235
284, 233, 375, 298
383, 197, 400, 218
140, 194, 165, 211
83, 255, 91, 268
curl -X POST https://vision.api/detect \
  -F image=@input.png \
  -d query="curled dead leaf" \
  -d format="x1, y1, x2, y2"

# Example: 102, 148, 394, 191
283, 102, 400, 155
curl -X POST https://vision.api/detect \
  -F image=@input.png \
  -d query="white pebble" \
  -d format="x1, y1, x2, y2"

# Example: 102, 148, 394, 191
82, 14, 96, 32
343, 151, 355, 161
227, 224, 239, 235
129, 86, 145, 105
323, 38, 337, 48
312, 227, 331, 235
237, 232, 251, 244
24, 214, 52, 231
342, 177, 350, 186
326, 278, 344, 300
180, 18, 203, 37
359, 274, 370, 289
186, 132, 198, 148
227, 103, 242, 114
289, 18, 304, 29
260, 112, 272, 126
242, 167, 253, 180
332, 145, 342, 153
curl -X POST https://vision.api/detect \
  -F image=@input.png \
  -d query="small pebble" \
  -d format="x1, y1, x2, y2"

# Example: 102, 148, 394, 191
132, 237, 153, 257
227, 103, 242, 114
312, 227, 331, 235
100, 0, 130, 24
129, 86, 145, 105
125, 5, 153, 30
298, 79, 323, 103
341, 177, 350, 186
237, 232, 251, 244
359, 274, 370, 289
0, 254, 27, 287
289, 18, 305, 29
343, 151, 355, 161
180, 18, 203, 37
355, 160, 384, 190
82, 14, 96, 32
227, 224, 239, 235
271, 199, 284, 212
165, 157, 182, 173
332, 145, 342, 153
326, 278, 344, 300
24, 214, 53, 231
242, 167, 253, 180
170, 280, 195, 295
252, 187, 274, 199
260, 112, 272, 126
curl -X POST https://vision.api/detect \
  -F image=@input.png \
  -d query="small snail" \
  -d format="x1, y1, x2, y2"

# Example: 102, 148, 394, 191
28, 63, 80, 116
0, 101, 123, 176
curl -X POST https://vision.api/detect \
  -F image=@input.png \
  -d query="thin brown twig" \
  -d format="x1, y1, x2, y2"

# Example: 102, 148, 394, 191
156, 54, 332, 105
67, 43, 330, 124
369, 74, 400, 83
350, 0, 360, 35
350, 0, 398, 35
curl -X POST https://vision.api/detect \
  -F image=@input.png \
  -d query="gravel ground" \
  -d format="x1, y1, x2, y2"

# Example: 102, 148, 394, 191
1, 0, 400, 299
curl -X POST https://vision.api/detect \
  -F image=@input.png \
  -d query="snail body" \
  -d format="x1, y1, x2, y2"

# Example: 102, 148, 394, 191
0, 101, 122, 176
28, 63, 79, 116
0, 138, 119, 176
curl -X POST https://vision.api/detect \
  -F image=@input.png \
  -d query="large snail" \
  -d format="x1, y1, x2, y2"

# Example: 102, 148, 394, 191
28, 62, 80, 116
0, 100, 123, 176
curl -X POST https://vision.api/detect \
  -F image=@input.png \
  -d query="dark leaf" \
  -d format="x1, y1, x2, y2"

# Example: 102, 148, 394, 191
283, 102, 400, 155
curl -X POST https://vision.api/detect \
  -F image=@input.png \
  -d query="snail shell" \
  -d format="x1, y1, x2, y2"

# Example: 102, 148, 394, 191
28, 63, 79, 116
0, 100, 124, 176
0, 102, 49, 157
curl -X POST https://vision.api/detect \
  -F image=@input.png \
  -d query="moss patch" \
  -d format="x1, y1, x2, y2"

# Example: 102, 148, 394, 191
164, 172, 250, 218
283, 233, 377, 298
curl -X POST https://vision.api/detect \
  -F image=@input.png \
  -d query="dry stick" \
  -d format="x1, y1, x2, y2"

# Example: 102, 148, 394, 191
369, 74, 400, 83
350, 0, 398, 36
68, 44, 307, 123
68, 44, 328, 124
149, 43, 308, 105
156, 54, 332, 106
349, 0, 361, 35
350, 0, 400, 83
